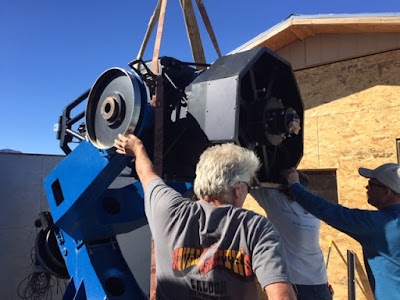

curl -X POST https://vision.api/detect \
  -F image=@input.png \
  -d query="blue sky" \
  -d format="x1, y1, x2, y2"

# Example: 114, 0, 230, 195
1, 0, 399, 155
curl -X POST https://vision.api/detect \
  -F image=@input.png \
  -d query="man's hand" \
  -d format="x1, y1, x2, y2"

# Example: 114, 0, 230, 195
281, 168, 300, 186
113, 133, 158, 191
113, 134, 143, 157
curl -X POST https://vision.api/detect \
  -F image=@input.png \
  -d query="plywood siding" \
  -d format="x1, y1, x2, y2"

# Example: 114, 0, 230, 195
244, 49, 400, 300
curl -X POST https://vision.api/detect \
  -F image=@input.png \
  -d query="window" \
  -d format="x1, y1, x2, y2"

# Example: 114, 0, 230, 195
300, 169, 338, 204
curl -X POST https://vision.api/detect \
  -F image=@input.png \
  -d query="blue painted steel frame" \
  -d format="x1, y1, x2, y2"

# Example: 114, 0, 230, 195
44, 140, 192, 299
44, 141, 149, 299
43, 68, 196, 299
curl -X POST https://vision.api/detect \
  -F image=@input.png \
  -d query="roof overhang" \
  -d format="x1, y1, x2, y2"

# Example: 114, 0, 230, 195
232, 13, 400, 53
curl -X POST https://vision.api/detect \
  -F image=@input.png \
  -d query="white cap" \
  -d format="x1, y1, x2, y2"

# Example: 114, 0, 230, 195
358, 163, 400, 193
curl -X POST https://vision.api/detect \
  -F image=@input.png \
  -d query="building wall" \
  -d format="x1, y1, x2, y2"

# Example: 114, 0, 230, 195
277, 32, 400, 71
0, 152, 152, 299
245, 49, 400, 300
0, 153, 65, 299
296, 48, 400, 300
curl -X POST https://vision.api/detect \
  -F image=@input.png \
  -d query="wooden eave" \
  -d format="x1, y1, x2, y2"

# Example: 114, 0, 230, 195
238, 16, 400, 52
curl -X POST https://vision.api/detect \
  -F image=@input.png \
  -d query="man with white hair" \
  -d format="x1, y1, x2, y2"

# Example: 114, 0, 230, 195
114, 133, 296, 300
284, 163, 400, 300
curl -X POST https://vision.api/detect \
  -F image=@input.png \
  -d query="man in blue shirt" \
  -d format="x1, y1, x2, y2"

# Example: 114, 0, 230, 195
284, 163, 400, 300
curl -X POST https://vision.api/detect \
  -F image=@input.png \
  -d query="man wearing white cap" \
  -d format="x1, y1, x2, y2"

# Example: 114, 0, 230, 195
284, 163, 400, 300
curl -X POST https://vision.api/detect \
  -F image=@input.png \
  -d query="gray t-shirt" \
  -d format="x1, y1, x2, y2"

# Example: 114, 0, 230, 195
145, 177, 291, 300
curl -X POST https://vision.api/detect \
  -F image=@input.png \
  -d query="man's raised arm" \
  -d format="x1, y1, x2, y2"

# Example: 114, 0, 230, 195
113, 133, 158, 191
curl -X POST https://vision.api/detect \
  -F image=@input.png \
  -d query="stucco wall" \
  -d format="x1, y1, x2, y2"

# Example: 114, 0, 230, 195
0, 153, 65, 299
245, 49, 400, 300
0, 153, 152, 299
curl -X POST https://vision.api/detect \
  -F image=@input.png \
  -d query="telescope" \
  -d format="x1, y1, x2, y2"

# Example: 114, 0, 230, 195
38, 47, 304, 299
60, 46, 303, 183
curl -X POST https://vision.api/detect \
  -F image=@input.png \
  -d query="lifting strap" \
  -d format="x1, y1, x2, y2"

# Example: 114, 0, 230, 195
134, 2, 222, 299
152, 0, 168, 75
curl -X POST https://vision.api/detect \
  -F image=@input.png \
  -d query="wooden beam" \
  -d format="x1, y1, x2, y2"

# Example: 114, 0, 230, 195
136, 0, 162, 61
195, 0, 221, 58
180, 0, 206, 65
290, 25, 315, 40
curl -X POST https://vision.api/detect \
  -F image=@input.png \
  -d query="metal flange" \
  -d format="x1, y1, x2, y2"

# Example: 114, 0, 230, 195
86, 68, 149, 149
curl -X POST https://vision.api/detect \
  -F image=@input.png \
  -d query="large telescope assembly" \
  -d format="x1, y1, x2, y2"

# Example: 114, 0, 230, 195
42, 47, 304, 299
83, 47, 303, 183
